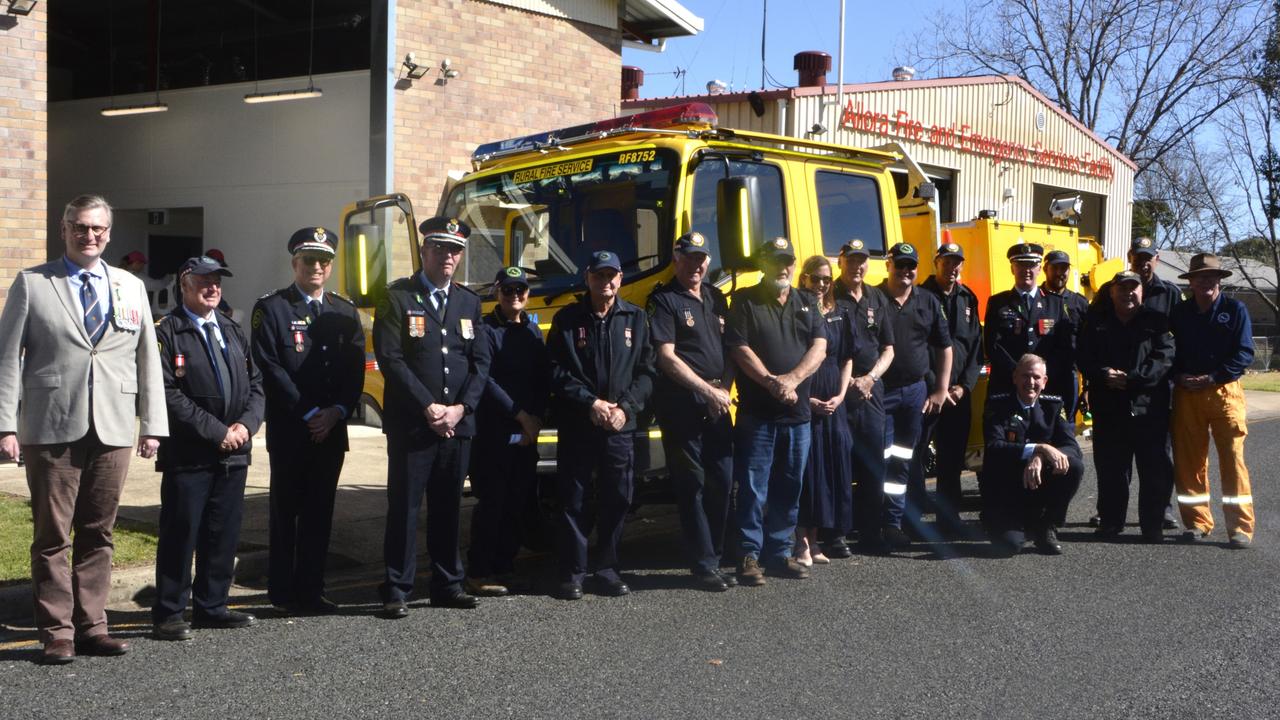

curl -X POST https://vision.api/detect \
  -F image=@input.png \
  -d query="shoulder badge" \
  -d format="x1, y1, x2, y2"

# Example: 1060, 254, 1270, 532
326, 290, 355, 305
251, 308, 265, 330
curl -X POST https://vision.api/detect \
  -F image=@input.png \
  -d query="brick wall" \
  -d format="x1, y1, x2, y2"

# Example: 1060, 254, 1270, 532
0, 9, 48, 312
393, 0, 621, 274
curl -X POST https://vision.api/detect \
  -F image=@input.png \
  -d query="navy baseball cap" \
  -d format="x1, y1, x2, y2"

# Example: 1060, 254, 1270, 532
839, 239, 870, 258
758, 236, 796, 262
935, 241, 964, 260
587, 250, 622, 273
1044, 249, 1071, 266
179, 255, 233, 279
1130, 237, 1157, 256
419, 216, 470, 247
673, 231, 711, 255
289, 226, 338, 256
494, 265, 529, 288
888, 242, 918, 265
1007, 243, 1045, 262
1113, 270, 1142, 285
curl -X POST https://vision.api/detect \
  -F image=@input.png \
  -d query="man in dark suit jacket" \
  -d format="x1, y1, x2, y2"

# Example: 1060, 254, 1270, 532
984, 244, 1071, 400
982, 354, 1082, 556
373, 217, 492, 618
152, 256, 265, 641
251, 227, 364, 614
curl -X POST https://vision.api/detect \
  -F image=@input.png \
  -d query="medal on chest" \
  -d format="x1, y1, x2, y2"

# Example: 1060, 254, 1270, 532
624, 326, 633, 348
683, 308, 695, 327
964, 305, 971, 323
460, 318, 475, 340
576, 326, 587, 349
1037, 318, 1055, 334
866, 308, 876, 329
293, 330, 305, 352
174, 353, 186, 378
407, 310, 426, 338
1013, 317, 1024, 335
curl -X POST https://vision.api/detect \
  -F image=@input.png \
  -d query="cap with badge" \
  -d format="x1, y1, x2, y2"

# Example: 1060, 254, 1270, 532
758, 236, 796, 262
1007, 242, 1045, 262
839, 239, 870, 258
419, 216, 471, 247
888, 242, 918, 265
673, 231, 710, 255
1113, 270, 1143, 285
1044, 249, 1071, 266
935, 241, 964, 260
494, 265, 529, 288
288, 226, 338, 256
122, 251, 147, 265
179, 255, 234, 279
1130, 236, 1157, 256
587, 250, 622, 273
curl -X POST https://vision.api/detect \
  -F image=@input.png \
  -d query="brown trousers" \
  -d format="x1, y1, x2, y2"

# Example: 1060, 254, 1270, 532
24, 431, 131, 643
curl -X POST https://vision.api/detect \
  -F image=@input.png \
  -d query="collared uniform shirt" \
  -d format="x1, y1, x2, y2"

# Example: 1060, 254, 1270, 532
725, 282, 824, 424
1170, 294, 1255, 384
647, 279, 729, 393
920, 275, 983, 391
877, 281, 951, 389
832, 277, 895, 377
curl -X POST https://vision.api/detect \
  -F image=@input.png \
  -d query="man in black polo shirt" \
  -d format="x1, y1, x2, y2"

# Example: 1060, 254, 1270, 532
833, 239, 895, 553
915, 239, 982, 532
649, 232, 736, 592
878, 243, 952, 544
726, 237, 826, 585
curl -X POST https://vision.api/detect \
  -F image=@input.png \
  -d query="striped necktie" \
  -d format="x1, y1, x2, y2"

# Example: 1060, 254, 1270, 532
80, 272, 106, 344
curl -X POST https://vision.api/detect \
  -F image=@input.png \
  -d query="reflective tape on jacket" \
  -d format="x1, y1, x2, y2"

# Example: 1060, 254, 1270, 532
1177, 494, 1212, 505
883, 445, 913, 460
1222, 495, 1254, 505
883, 482, 908, 496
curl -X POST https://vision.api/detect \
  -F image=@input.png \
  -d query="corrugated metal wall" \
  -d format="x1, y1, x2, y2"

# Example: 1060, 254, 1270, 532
482, 0, 616, 28
634, 79, 1135, 258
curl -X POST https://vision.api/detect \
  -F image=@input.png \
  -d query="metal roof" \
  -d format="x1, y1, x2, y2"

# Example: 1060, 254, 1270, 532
621, 0, 703, 40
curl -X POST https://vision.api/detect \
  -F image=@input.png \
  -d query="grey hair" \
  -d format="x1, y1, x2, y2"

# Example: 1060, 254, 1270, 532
62, 194, 113, 226
1016, 353, 1047, 372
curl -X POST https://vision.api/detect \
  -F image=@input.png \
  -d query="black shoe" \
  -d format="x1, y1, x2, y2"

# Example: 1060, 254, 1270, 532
379, 600, 408, 619
152, 618, 193, 641
1094, 524, 1124, 539
590, 574, 630, 597
1141, 530, 1164, 544
1229, 532, 1252, 549
765, 558, 811, 580
1163, 514, 1179, 530
192, 610, 256, 629
431, 592, 479, 609
884, 526, 911, 549
1034, 528, 1063, 556
823, 540, 854, 559
990, 530, 1025, 557
857, 537, 892, 555
1088, 514, 1102, 528
716, 569, 738, 588
556, 581, 583, 601
692, 571, 729, 592
298, 597, 339, 614
1178, 529, 1207, 544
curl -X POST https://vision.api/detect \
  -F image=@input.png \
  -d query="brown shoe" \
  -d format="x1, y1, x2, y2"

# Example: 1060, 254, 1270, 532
464, 576, 510, 597
766, 557, 811, 580
75, 634, 130, 657
737, 556, 767, 587
40, 639, 75, 665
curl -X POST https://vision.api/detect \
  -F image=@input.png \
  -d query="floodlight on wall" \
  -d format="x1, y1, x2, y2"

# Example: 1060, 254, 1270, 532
6, 0, 36, 16
401, 53, 430, 80
101, 0, 168, 117
243, 0, 323, 104
438, 58, 460, 83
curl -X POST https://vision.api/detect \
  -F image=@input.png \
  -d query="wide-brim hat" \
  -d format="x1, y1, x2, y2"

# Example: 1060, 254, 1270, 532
1178, 252, 1233, 279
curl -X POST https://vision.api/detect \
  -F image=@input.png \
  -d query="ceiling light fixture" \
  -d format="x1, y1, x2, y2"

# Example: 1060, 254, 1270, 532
100, 0, 168, 117
6, 0, 37, 16
244, 0, 322, 104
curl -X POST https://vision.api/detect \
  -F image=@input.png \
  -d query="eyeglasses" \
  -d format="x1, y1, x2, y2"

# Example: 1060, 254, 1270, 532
69, 223, 110, 236
500, 285, 529, 296
298, 255, 332, 267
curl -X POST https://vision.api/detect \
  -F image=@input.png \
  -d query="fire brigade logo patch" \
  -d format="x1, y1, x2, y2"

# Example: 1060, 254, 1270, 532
599, 252, 611, 260
773, 237, 787, 249
1137, 237, 1152, 249
251, 308, 264, 330
313, 227, 325, 243
850, 239, 864, 250
1218, 312, 1231, 324
506, 266, 522, 277
689, 232, 706, 247
446, 219, 460, 234
946, 243, 960, 253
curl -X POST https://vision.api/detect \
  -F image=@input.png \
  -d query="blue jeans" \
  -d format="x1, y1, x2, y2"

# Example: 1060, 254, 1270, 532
882, 380, 927, 530
735, 413, 811, 564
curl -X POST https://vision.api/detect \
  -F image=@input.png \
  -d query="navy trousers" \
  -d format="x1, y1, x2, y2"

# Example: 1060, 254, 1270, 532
467, 433, 538, 577
846, 382, 886, 542
556, 428, 634, 585
658, 403, 733, 575
1092, 411, 1174, 535
267, 438, 344, 606
882, 380, 927, 530
381, 434, 470, 602
153, 462, 247, 622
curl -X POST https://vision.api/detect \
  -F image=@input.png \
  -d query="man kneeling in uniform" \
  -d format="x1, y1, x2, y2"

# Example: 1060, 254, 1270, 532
982, 354, 1082, 556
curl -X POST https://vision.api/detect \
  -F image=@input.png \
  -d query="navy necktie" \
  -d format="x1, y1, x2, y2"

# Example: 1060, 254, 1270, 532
204, 323, 232, 411
81, 272, 106, 344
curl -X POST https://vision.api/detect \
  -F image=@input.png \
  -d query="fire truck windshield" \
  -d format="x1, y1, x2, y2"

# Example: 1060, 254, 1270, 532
444, 148, 679, 294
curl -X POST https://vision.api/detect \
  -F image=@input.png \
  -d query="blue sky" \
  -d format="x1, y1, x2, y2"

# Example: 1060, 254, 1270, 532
623, 0, 951, 99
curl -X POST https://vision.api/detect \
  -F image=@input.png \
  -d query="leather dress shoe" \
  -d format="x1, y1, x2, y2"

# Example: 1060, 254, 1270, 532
590, 574, 630, 597
40, 639, 75, 665
431, 591, 479, 609
192, 610, 256, 629
556, 581, 583, 601
464, 576, 511, 597
1178, 528, 1208, 544
75, 634, 129, 657
153, 618, 193, 641
883, 526, 912, 549
298, 597, 339, 615
1034, 528, 1063, 556
380, 600, 409, 619
692, 571, 729, 592
716, 569, 738, 588
823, 540, 854, 559
765, 558, 811, 580
1094, 524, 1124, 539
1163, 513, 1179, 530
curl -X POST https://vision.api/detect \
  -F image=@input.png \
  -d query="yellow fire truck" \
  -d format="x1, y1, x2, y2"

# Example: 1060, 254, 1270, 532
336, 103, 1106, 482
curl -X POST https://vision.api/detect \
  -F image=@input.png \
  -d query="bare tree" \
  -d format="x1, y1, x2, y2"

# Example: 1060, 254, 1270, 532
914, 0, 1267, 177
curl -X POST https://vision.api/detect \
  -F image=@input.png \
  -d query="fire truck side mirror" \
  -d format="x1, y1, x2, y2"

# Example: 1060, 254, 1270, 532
342, 222, 388, 308
716, 176, 763, 272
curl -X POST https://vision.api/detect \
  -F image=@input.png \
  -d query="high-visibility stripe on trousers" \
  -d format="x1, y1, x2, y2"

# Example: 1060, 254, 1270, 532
1172, 380, 1253, 539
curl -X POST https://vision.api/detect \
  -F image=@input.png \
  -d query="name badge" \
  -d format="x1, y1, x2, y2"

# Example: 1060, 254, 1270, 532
290, 320, 309, 331
460, 318, 475, 340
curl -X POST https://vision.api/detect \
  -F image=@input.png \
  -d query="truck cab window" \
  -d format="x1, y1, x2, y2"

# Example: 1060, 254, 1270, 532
689, 159, 788, 278
814, 170, 887, 256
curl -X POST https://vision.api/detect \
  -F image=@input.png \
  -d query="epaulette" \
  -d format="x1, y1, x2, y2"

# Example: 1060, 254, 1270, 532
388, 277, 415, 290
325, 290, 355, 305
257, 288, 282, 301
451, 283, 479, 297
1040, 394, 1063, 403
988, 392, 1011, 401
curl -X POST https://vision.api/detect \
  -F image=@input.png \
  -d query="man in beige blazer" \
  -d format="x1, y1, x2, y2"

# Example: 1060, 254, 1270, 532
0, 194, 167, 665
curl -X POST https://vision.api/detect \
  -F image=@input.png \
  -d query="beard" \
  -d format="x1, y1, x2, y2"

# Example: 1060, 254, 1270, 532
771, 277, 790, 291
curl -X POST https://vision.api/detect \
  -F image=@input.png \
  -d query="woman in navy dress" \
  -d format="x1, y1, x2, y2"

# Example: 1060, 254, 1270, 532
795, 255, 855, 565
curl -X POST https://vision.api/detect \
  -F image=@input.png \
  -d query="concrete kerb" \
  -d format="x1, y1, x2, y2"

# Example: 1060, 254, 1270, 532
3, 391, 1280, 625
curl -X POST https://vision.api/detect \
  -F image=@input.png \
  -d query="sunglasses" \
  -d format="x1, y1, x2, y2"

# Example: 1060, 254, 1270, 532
500, 285, 529, 296
806, 275, 833, 285
298, 255, 332, 267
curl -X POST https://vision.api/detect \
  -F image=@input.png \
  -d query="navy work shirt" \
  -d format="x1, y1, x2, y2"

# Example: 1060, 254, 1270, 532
725, 281, 824, 424
878, 281, 952, 389
1170, 294, 1255, 384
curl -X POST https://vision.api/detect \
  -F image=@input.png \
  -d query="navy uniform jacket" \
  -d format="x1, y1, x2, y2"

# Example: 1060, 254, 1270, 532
982, 392, 1081, 471
1170, 294, 1255, 383
1078, 306, 1174, 418
547, 295, 655, 433
1044, 285, 1089, 360
155, 308, 265, 471
920, 276, 983, 392
984, 288, 1071, 394
373, 276, 491, 442
250, 286, 364, 452
476, 307, 550, 439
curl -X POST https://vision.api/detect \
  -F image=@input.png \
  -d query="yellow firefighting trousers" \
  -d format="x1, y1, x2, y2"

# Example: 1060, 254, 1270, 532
1171, 381, 1254, 538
